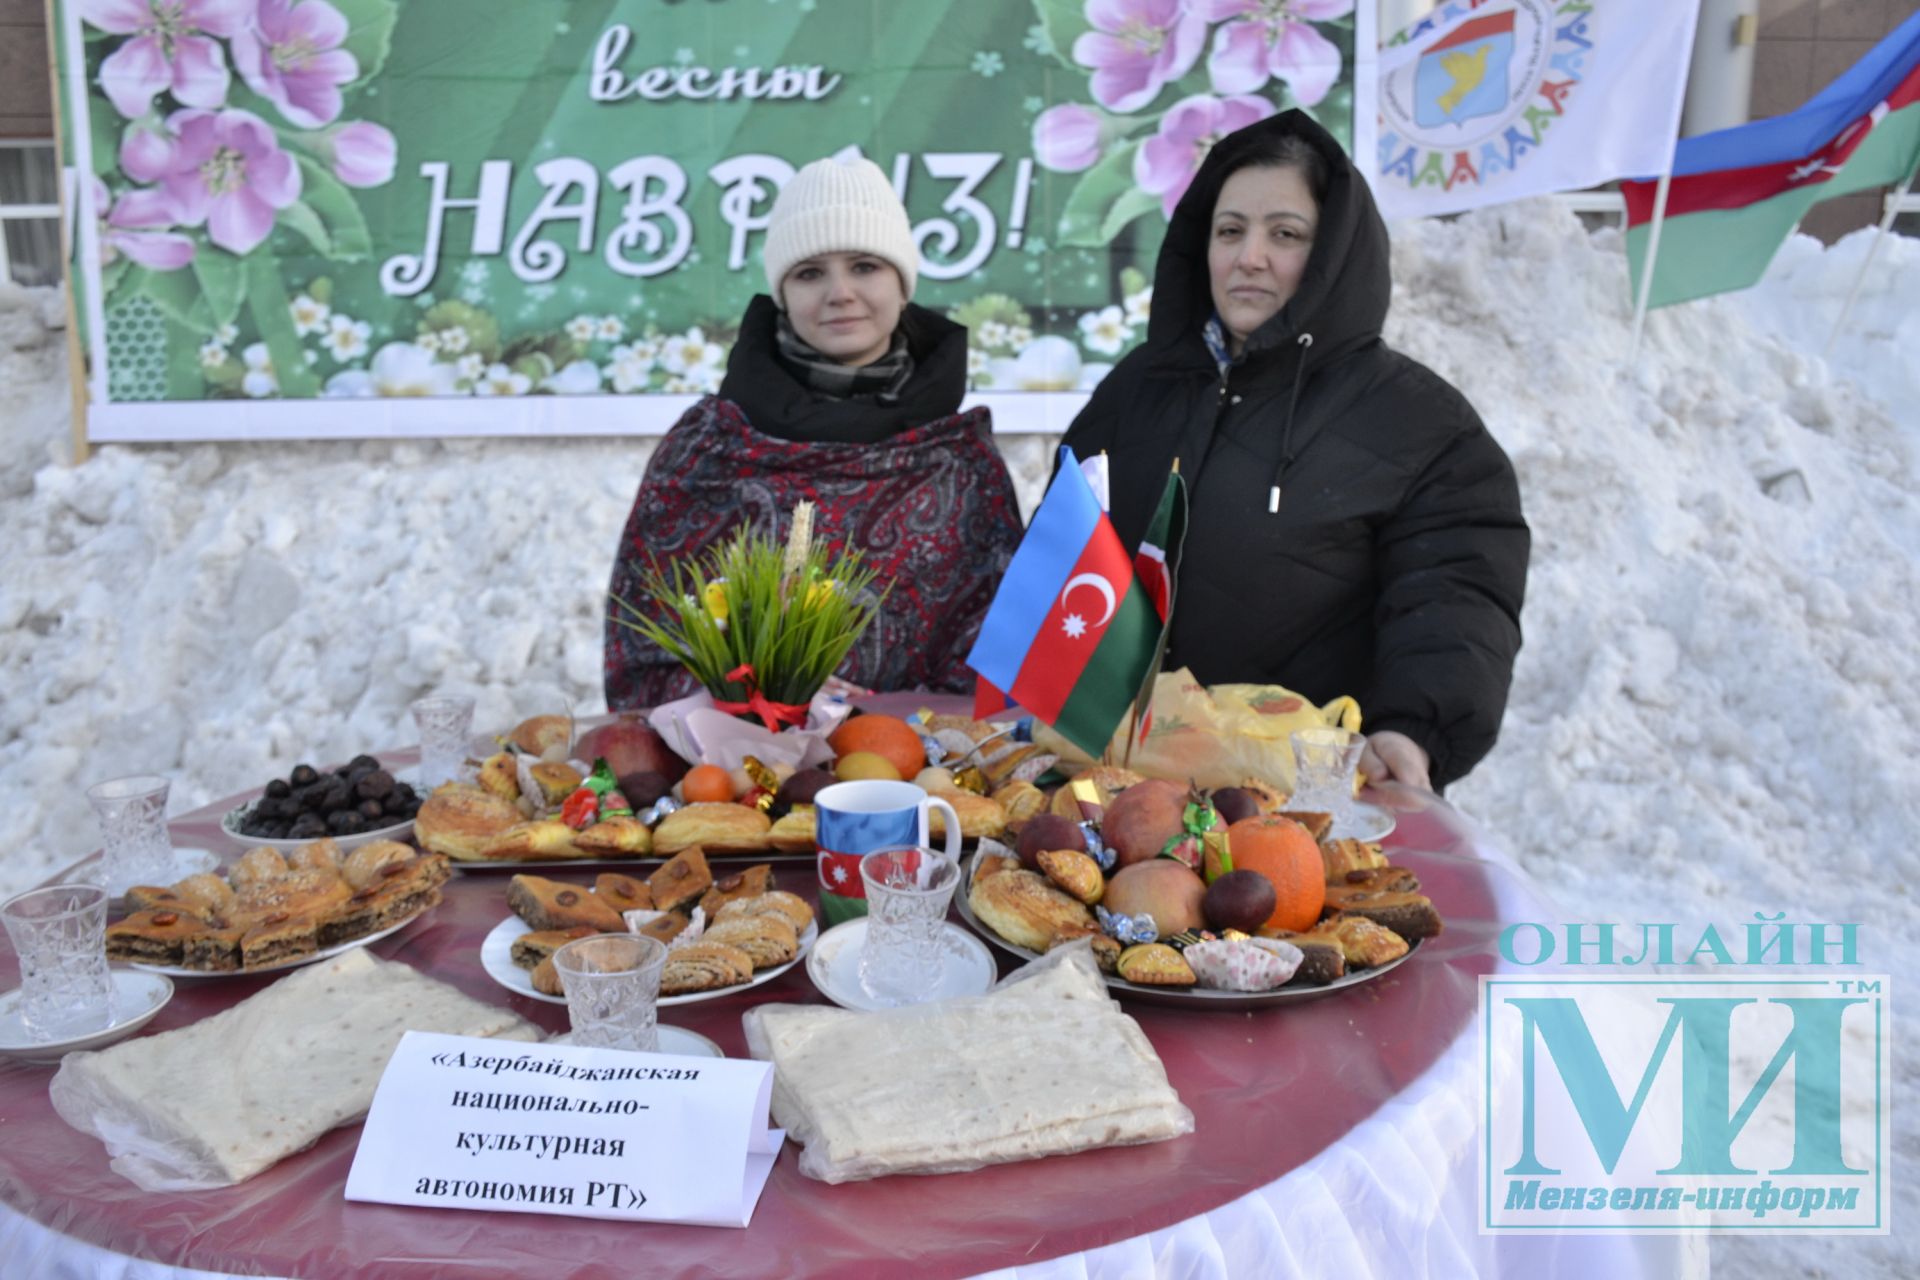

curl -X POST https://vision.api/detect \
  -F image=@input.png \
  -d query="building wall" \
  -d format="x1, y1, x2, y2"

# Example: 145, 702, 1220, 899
0, 0, 54, 139
1755, 0, 1920, 241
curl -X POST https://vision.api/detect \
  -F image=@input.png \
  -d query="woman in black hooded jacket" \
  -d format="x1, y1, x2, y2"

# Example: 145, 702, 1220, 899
1061, 110, 1528, 792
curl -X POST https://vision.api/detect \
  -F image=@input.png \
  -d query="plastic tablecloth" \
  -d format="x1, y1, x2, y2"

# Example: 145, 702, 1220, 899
0, 709, 1702, 1280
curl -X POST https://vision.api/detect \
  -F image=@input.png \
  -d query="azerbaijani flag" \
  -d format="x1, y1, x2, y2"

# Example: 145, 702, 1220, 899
1622, 12, 1920, 309
967, 447, 1160, 758
1128, 466, 1187, 749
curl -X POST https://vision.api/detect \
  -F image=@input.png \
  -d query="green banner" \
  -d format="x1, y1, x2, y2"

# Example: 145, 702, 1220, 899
55, 0, 1355, 439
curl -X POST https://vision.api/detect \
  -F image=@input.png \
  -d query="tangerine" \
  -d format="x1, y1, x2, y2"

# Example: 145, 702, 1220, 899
827, 714, 926, 781
1222, 814, 1325, 932
681, 764, 735, 804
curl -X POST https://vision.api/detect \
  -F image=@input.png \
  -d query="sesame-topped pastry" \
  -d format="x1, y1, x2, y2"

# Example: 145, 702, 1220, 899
341, 839, 414, 891
229, 847, 292, 890
702, 914, 799, 970
713, 889, 813, 934
170, 872, 239, 922
283, 838, 343, 876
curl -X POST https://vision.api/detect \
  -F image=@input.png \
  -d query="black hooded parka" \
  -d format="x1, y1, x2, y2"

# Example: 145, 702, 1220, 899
1060, 111, 1528, 790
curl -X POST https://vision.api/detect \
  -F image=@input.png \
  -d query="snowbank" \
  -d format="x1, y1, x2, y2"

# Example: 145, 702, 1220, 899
1, 207, 1913, 1278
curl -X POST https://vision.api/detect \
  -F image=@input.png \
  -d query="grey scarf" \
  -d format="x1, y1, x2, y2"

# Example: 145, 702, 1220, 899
774, 313, 914, 402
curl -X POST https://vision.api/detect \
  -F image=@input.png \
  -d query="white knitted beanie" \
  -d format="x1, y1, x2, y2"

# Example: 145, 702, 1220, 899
763, 153, 918, 306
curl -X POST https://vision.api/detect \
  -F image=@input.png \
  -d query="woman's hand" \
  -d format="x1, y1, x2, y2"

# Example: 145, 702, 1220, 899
1360, 731, 1431, 792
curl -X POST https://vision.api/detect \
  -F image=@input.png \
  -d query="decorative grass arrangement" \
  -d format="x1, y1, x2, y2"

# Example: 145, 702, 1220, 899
611, 503, 884, 728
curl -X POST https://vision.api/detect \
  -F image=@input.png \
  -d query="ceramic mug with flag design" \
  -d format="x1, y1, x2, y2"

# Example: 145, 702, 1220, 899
813, 781, 961, 928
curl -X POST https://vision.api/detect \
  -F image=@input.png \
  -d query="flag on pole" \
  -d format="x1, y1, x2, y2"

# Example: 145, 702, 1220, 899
966, 448, 1161, 758
1621, 12, 1920, 310
1370, 0, 1699, 220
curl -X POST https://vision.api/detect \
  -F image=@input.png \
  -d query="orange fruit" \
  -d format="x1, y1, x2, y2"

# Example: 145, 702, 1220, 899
827, 714, 925, 781
1223, 815, 1325, 932
681, 764, 735, 804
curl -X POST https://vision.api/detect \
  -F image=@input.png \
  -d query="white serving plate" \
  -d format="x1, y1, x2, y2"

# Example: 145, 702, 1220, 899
805, 917, 997, 1012
481, 915, 817, 1007
954, 854, 1418, 1011
545, 1025, 724, 1058
0, 970, 175, 1064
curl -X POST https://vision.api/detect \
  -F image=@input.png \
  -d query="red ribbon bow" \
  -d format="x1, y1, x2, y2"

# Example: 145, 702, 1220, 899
713, 663, 811, 733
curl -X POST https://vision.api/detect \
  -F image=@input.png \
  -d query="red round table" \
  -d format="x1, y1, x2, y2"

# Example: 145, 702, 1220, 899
0, 733, 1520, 1278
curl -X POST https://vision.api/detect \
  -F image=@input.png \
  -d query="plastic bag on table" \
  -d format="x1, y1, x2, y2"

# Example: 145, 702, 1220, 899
1034, 667, 1361, 794
47, 949, 539, 1191
742, 945, 1193, 1183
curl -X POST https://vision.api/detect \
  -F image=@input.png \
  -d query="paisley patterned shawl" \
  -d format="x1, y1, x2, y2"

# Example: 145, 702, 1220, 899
604, 396, 1023, 708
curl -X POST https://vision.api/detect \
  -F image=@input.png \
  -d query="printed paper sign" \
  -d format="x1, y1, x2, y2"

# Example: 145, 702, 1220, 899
346, 1031, 782, 1227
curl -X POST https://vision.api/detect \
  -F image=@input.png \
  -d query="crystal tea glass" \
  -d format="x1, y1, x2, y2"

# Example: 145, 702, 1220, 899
2, 885, 113, 1041
410, 694, 477, 790
857, 846, 961, 1007
1290, 728, 1366, 829
85, 774, 173, 895
553, 934, 669, 1052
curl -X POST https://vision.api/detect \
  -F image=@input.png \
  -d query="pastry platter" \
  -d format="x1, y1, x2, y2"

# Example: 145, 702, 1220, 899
953, 853, 1419, 1012
128, 908, 433, 979
480, 915, 818, 1008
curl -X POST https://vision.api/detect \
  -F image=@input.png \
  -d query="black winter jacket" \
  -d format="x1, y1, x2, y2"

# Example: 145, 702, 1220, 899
1060, 111, 1528, 790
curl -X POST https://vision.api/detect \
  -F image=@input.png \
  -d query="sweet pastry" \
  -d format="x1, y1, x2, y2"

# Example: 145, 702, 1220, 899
697, 865, 773, 918
105, 909, 216, 965
1115, 942, 1197, 986
511, 926, 598, 970
1183, 937, 1303, 992
229, 847, 291, 890
592, 872, 653, 915
967, 869, 1095, 952
230, 868, 353, 930
1047, 766, 1142, 821
528, 761, 584, 806
1036, 849, 1104, 905
1263, 929, 1347, 985
651, 802, 772, 856
1321, 875, 1441, 941
660, 941, 755, 995
479, 819, 584, 861
573, 815, 652, 857
509, 714, 572, 757
632, 913, 690, 946
341, 840, 414, 891
530, 955, 565, 996
1321, 837, 1388, 880
1088, 932, 1122, 973
413, 783, 522, 861
476, 752, 522, 804
991, 780, 1048, 826
181, 927, 246, 972
123, 884, 198, 915
970, 851, 1022, 886
320, 856, 448, 945
703, 914, 799, 970
926, 790, 1009, 841
170, 872, 238, 921
239, 911, 321, 968
1313, 914, 1411, 967
647, 847, 713, 915
283, 838, 342, 875
1276, 810, 1333, 843
505, 875, 627, 933
713, 890, 814, 934
768, 807, 816, 854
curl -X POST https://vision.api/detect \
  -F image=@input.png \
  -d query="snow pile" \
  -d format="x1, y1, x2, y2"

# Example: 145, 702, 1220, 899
0, 208, 1914, 1277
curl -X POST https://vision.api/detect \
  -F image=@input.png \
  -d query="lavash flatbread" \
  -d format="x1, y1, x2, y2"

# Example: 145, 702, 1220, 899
49, 949, 538, 1189
743, 946, 1192, 1182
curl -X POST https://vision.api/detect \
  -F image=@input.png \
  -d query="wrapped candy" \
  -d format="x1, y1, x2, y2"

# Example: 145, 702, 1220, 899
1096, 905, 1158, 947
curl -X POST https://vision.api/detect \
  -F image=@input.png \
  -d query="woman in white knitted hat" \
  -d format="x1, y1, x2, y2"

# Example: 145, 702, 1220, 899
605, 153, 1023, 705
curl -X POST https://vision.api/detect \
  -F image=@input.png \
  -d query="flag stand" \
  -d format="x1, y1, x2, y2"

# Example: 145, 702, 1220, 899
1823, 164, 1918, 360
1627, 169, 1675, 366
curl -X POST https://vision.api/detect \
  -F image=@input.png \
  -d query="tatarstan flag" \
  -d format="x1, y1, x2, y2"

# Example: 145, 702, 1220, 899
967, 447, 1160, 758
1128, 466, 1186, 748
1622, 12, 1920, 309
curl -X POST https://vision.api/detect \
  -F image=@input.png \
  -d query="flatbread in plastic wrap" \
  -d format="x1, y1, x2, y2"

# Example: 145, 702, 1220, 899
743, 944, 1192, 1182
49, 949, 539, 1190
1035, 667, 1361, 793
